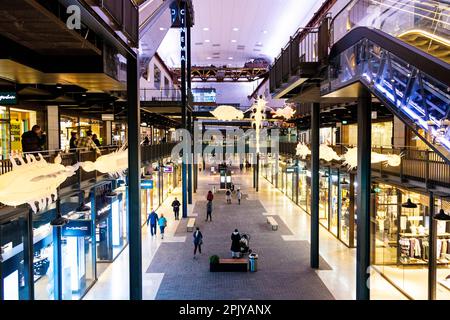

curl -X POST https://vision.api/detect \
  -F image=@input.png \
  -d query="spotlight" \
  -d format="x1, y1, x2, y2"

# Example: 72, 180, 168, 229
434, 209, 450, 221
50, 214, 69, 227
402, 198, 417, 208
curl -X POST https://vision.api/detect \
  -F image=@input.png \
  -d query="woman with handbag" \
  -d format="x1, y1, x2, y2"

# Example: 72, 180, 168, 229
193, 227, 203, 259
158, 214, 168, 239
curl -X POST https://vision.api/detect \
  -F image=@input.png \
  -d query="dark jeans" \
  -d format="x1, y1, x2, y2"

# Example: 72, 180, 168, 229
150, 224, 157, 236
206, 211, 212, 221
160, 226, 166, 234
194, 243, 202, 255
174, 208, 180, 220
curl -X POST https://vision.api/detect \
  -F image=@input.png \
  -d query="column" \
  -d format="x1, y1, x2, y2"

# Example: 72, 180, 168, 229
428, 192, 436, 300
105, 121, 112, 145
187, 6, 193, 204
356, 87, 371, 300
310, 102, 320, 269
180, 1, 188, 218
127, 54, 142, 300
47, 105, 59, 150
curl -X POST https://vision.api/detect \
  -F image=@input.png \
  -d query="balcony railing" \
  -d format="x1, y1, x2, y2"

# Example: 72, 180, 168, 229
140, 89, 182, 102
278, 142, 450, 188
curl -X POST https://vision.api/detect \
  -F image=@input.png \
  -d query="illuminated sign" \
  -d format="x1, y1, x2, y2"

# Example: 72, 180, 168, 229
0, 92, 16, 105
141, 179, 154, 190
62, 220, 92, 237
163, 165, 173, 173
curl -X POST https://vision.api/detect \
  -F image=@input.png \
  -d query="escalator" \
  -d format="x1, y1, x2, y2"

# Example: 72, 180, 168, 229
323, 26, 450, 163
323, 0, 450, 163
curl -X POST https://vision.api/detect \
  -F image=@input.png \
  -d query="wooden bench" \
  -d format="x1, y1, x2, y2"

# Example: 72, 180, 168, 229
210, 259, 248, 272
186, 218, 195, 232
267, 216, 278, 231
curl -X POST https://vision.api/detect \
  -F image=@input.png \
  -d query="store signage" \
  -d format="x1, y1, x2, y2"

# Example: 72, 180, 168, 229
62, 220, 92, 237
101, 114, 114, 121
0, 92, 17, 105
141, 179, 154, 190
97, 204, 111, 216
286, 166, 297, 173
163, 165, 173, 173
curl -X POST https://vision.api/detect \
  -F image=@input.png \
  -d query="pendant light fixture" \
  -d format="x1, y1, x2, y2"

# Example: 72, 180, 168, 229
50, 213, 69, 227
322, 171, 329, 178
433, 209, 450, 221
340, 177, 349, 185
401, 198, 418, 208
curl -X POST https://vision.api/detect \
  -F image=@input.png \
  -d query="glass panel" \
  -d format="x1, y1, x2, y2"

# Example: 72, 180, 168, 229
0, 215, 30, 300
330, 170, 339, 236
319, 169, 329, 228
435, 198, 450, 300
32, 211, 55, 300
340, 173, 351, 246
0, 121, 10, 160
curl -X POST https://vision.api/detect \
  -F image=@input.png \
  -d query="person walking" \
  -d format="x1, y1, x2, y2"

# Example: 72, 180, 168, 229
206, 200, 213, 222
206, 190, 214, 202
236, 188, 242, 205
193, 227, 203, 259
69, 131, 78, 150
158, 214, 167, 239
146, 210, 159, 237
231, 229, 241, 258
226, 189, 231, 204
171, 197, 181, 220
22, 125, 46, 153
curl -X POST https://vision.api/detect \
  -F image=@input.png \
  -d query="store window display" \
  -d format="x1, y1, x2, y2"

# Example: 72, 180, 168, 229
434, 198, 450, 300
329, 170, 340, 236
0, 213, 31, 300
339, 173, 352, 246
319, 169, 330, 228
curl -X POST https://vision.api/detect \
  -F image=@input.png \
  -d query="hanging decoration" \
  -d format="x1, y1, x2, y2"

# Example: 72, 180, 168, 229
250, 97, 269, 153
210, 105, 244, 121
296, 142, 311, 159
0, 154, 79, 213
319, 144, 341, 162
80, 145, 128, 178
342, 147, 402, 170
271, 104, 296, 120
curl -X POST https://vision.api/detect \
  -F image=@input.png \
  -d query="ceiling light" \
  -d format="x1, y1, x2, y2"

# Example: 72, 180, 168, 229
402, 198, 418, 208
233, 27, 239, 31
56, 84, 62, 89
228, 57, 233, 60
263, 30, 268, 34
205, 39, 210, 43
231, 39, 237, 43
160, 27, 166, 31
203, 27, 209, 31
207, 57, 212, 60
434, 209, 450, 221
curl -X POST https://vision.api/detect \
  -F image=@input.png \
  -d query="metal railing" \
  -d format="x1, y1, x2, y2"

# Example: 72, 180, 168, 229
140, 88, 182, 102
278, 142, 450, 188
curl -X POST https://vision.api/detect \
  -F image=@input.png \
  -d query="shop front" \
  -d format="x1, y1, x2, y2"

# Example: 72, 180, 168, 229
370, 186, 450, 300
60, 115, 105, 150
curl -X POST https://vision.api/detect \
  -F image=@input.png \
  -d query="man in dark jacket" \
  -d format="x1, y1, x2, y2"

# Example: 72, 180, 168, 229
231, 229, 241, 258
171, 197, 181, 220
193, 227, 203, 259
206, 200, 213, 222
22, 125, 46, 153
69, 131, 78, 150
146, 210, 159, 236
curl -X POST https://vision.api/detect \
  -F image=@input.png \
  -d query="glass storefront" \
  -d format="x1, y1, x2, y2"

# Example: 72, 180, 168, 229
330, 170, 340, 237
319, 169, 330, 228
60, 116, 105, 150
0, 212, 31, 300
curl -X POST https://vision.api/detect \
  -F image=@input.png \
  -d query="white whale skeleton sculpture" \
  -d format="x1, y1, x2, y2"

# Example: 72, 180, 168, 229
0, 145, 129, 212
296, 142, 402, 170
0, 154, 79, 213
79, 144, 128, 178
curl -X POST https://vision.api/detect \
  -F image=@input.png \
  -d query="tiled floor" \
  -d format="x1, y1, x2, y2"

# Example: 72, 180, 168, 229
83, 166, 406, 300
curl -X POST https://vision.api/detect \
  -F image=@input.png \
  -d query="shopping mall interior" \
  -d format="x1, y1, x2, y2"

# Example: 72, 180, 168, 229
0, 0, 449, 303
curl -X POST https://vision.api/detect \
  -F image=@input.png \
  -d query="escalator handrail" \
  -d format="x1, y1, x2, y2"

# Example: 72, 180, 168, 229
329, 26, 450, 86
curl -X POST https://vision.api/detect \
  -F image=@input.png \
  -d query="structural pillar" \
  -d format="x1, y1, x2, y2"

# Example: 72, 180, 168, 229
47, 106, 59, 150
428, 191, 436, 300
310, 102, 320, 269
187, 7, 193, 204
256, 153, 260, 192
356, 87, 371, 300
180, 1, 188, 218
127, 54, 142, 300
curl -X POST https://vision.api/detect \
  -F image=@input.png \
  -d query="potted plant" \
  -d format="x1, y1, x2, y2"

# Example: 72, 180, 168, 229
209, 255, 220, 272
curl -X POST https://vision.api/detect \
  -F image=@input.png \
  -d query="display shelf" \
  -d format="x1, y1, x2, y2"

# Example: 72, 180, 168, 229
399, 233, 450, 237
